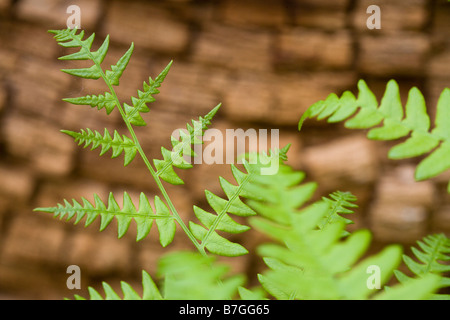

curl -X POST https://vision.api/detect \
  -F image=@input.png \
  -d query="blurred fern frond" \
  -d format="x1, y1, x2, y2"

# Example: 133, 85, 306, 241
299, 80, 450, 192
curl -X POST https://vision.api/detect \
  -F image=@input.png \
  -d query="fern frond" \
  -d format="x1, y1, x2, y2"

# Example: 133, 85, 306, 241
158, 251, 245, 299
74, 270, 162, 300
319, 191, 358, 236
251, 203, 441, 300
61, 128, 137, 166
74, 252, 244, 300
241, 148, 441, 299
63, 92, 116, 115
34, 192, 175, 245
394, 233, 450, 300
298, 80, 450, 189
154, 103, 221, 185
374, 273, 442, 300
124, 60, 172, 126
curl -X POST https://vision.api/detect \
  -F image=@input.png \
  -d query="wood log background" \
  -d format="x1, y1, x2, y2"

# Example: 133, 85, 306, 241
0, 0, 449, 299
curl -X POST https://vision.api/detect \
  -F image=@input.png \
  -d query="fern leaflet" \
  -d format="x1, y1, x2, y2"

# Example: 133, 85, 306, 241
34, 192, 175, 245
74, 270, 161, 300
394, 233, 450, 300
63, 92, 116, 115
61, 128, 137, 166
124, 61, 172, 126
189, 163, 256, 257
153, 104, 221, 185
105, 43, 134, 86
319, 191, 358, 236
73, 252, 244, 300
298, 80, 450, 191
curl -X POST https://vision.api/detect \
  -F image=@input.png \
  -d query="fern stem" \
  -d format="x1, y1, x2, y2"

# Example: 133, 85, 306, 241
113, 85, 205, 256
130, 131, 207, 256
75, 39, 205, 257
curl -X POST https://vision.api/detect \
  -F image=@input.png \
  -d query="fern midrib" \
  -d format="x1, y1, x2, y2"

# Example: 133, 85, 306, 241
423, 235, 446, 275
72, 35, 205, 256
200, 173, 252, 251
51, 206, 174, 220
322, 199, 341, 229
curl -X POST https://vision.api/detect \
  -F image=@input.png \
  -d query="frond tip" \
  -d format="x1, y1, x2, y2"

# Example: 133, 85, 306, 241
49, 28, 134, 86
34, 192, 176, 245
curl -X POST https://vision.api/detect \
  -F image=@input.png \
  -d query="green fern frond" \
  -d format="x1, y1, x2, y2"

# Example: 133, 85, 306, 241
251, 203, 440, 300
158, 251, 245, 299
298, 80, 450, 189
73, 270, 162, 300
63, 92, 116, 115
34, 192, 175, 245
374, 273, 442, 300
394, 233, 450, 300
154, 103, 221, 185
61, 128, 137, 166
74, 252, 244, 300
124, 60, 172, 126
240, 149, 441, 299
319, 191, 358, 236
